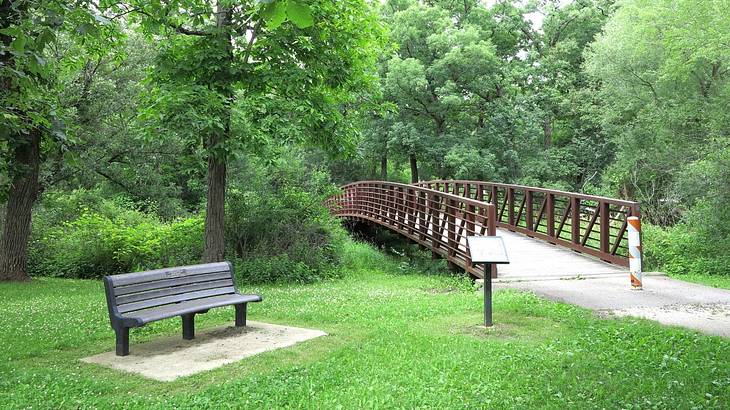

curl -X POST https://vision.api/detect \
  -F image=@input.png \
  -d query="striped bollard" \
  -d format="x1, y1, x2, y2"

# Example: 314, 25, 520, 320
627, 216, 642, 289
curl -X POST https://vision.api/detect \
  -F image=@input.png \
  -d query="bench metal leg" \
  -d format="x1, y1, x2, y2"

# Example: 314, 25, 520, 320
235, 303, 247, 327
182, 314, 195, 340
115, 327, 129, 356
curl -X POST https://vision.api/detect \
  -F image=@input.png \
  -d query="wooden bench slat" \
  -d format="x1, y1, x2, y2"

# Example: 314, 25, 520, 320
117, 286, 236, 314
115, 278, 234, 306
121, 293, 262, 325
113, 272, 233, 296
109, 262, 231, 287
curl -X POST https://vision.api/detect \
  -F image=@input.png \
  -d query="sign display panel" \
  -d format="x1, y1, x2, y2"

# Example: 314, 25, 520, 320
466, 236, 509, 264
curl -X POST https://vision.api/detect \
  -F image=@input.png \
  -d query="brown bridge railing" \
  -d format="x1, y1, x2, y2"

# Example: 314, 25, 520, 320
415, 180, 640, 266
326, 181, 498, 278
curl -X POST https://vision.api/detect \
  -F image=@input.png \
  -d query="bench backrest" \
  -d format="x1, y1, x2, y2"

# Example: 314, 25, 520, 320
103, 262, 236, 316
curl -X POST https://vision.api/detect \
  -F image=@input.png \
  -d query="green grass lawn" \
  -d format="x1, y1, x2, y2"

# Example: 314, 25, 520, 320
667, 272, 730, 290
1, 242, 728, 409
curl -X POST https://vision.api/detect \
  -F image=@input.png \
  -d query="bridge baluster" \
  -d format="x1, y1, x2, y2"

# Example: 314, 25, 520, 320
525, 190, 534, 233
571, 197, 580, 245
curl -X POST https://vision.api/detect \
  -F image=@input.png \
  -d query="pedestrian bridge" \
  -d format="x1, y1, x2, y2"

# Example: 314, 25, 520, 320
326, 180, 641, 279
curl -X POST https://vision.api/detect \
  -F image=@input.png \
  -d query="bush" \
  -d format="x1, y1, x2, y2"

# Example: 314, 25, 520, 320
28, 153, 348, 283
28, 193, 204, 279
26, 147, 348, 282
643, 223, 730, 277
225, 153, 347, 283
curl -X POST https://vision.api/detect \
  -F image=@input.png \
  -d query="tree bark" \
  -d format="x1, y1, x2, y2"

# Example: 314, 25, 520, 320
409, 153, 419, 183
0, 129, 41, 281
203, 4, 233, 263
203, 138, 227, 262
380, 155, 388, 180
543, 117, 553, 148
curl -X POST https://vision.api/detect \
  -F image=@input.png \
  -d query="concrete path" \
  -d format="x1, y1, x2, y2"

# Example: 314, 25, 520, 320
496, 275, 730, 338
482, 230, 730, 337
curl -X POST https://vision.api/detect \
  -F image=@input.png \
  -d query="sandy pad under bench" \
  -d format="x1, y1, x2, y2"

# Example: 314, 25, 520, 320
81, 321, 326, 381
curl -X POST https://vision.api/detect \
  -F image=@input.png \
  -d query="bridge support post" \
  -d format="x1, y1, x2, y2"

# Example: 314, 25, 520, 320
525, 190, 534, 235
628, 217, 643, 290
546, 193, 556, 244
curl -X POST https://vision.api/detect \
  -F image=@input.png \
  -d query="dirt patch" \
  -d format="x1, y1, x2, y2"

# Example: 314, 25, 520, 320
608, 302, 730, 337
459, 323, 521, 339
81, 321, 327, 381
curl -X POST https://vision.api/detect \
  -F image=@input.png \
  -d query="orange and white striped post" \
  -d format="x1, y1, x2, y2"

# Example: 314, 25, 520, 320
627, 216, 642, 289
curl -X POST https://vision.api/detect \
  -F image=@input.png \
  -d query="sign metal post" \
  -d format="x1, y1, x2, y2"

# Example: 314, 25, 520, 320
466, 236, 510, 327
483, 262, 493, 326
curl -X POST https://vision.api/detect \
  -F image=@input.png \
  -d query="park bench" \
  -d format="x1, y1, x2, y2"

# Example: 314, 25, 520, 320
103, 261, 261, 356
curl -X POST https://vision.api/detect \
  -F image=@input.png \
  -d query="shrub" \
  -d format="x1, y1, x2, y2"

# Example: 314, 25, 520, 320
28, 209, 204, 279
225, 153, 347, 283
643, 223, 730, 277
28, 153, 348, 283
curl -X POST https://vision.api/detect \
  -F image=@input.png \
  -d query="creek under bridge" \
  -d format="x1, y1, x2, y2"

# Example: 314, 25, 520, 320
326, 180, 641, 280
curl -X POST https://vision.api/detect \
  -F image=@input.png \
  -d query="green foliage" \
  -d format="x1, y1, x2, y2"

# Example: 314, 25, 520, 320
225, 153, 347, 283
585, 0, 730, 225
27, 160, 348, 283
28, 194, 204, 278
643, 223, 730, 278
0, 0, 120, 198
444, 146, 497, 181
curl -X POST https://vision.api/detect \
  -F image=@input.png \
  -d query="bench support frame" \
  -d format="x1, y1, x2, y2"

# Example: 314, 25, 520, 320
115, 326, 130, 356
235, 303, 247, 327
112, 304, 250, 356
182, 313, 195, 340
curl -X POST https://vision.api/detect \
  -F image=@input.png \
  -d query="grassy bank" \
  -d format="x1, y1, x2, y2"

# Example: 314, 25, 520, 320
665, 272, 730, 290
1, 241, 728, 408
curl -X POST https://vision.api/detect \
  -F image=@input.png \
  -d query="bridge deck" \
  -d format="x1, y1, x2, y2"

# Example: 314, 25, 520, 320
495, 229, 627, 280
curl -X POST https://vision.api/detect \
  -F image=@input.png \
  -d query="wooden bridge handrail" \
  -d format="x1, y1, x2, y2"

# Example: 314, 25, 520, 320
416, 180, 640, 208
337, 180, 506, 210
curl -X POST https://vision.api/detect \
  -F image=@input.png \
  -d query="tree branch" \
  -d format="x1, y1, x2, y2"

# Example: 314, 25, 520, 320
131, 8, 212, 36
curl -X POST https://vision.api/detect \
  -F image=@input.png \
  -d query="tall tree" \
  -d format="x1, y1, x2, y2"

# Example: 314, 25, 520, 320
128, 0, 382, 261
378, 0, 523, 182
516, 0, 615, 190
0, 0, 114, 281
585, 0, 730, 224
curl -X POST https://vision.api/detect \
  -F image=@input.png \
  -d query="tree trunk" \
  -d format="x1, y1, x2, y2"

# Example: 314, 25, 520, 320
203, 142, 227, 262
409, 153, 419, 183
380, 155, 388, 180
543, 117, 553, 148
203, 4, 233, 263
0, 129, 41, 281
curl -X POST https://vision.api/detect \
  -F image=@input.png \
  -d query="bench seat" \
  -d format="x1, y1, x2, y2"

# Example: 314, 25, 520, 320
103, 261, 261, 356
120, 293, 263, 327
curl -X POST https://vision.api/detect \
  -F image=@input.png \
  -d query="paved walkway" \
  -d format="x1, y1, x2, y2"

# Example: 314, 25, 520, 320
431, 221, 728, 336
498, 276, 730, 337
491, 229, 730, 337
